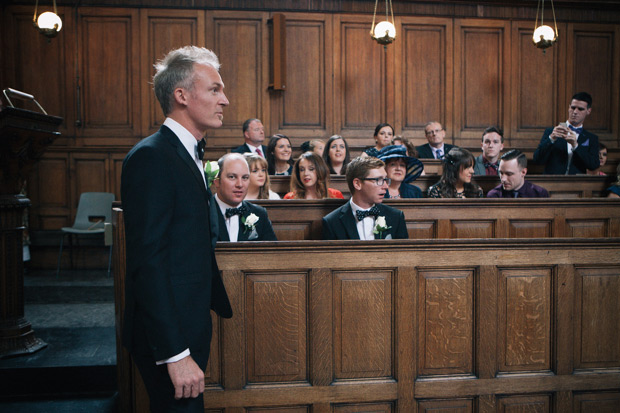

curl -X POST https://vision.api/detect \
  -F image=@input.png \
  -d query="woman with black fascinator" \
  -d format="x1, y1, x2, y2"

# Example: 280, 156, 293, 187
426, 147, 483, 198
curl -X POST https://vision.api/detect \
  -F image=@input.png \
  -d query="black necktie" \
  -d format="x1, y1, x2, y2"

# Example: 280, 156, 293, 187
197, 138, 206, 161
356, 205, 380, 221
225, 205, 247, 218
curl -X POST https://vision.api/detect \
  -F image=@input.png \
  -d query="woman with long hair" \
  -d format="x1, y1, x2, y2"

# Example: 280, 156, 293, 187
284, 152, 344, 199
587, 142, 608, 176
323, 135, 350, 175
378, 145, 424, 198
363, 123, 394, 157
266, 134, 294, 175
244, 153, 280, 200
427, 147, 483, 198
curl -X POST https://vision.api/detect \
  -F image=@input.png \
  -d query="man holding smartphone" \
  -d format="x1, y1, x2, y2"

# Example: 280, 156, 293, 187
533, 92, 600, 175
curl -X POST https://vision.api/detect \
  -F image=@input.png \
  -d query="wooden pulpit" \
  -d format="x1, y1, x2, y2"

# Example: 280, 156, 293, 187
0, 106, 62, 358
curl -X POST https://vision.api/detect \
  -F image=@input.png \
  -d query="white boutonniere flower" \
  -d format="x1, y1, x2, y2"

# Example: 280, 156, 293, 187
373, 216, 391, 239
204, 161, 219, 187
242, 213, 259, 233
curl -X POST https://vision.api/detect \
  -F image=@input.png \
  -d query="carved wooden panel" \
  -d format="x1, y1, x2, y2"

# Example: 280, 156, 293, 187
567, 24, 620, 138
205, 314, 221, 386
333, 402, 393, 412
271, 222, 313, 241
454, 19, 510, 145
272, 13, 332, 139
140, 9, 205, 135
509, 21, 562, 146
497, 394, 551, 412
508, 220, 553, 238
573, 392, 620, 412
27, 155, 70, 229
417, 398, 474, 412
407, 221, 437, 239
72, 154, 109, 200
77, 7, 140, 139
207, 11, 269, 141
2, 6, 74, 137
333, 270, 393, 380
566, 219, 608, 238
398, 17, 452, 140
246, 271, 308, 383
248, 407, 308, 413
498, 268, 552, 373
417, 269, 474, 376
334, 15, 386, 142
574, 266, 620, 369
450, 220, 494, 238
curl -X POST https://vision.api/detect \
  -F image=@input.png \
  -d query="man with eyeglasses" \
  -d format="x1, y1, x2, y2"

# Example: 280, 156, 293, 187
232, 118, 267, 157
416, 121, 456, 159
322, 156, 408, 240
533, 92, 600, 174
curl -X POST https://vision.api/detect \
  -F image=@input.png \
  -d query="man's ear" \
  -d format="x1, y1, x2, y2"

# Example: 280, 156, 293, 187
353, 177, 363, 192
521, 167, 528, 177
173, 87, 188, 106
213, 176, 221, 191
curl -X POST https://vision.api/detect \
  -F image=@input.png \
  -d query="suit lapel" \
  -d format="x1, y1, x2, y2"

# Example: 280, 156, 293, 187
339, 203, 360, 240
215, 205, 230, 241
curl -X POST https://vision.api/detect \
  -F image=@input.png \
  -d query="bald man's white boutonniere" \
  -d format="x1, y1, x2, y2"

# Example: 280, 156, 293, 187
373, 216, 392, 239
242, 213, 259, 233
204, 161, 219, 187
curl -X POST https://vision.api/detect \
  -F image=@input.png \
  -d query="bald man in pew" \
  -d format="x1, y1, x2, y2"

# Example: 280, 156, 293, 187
213, 153, 277, 242
322, 156, 408, 240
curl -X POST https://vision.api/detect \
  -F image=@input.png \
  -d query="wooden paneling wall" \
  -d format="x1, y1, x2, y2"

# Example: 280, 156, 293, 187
1, 4, 619, 229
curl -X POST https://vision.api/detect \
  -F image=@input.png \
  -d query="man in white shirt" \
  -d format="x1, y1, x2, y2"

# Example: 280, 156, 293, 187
213, 153, 277, 242
533, 92, 600, 174
322, 156, 408, 240
231, 118, 267, 157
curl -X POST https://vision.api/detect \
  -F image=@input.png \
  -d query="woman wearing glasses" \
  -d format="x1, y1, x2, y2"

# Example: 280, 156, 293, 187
378, 145, 424, 199
284, 152, 344, 199
427, 147, 483, 198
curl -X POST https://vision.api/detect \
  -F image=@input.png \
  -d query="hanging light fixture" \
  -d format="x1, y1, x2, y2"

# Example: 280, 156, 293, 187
532, 0, 558, 50
370, 0, 396, 47
33, 0, 63, 39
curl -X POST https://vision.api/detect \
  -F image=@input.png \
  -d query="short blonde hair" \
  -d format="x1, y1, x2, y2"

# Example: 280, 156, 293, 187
244, 153, 273, 199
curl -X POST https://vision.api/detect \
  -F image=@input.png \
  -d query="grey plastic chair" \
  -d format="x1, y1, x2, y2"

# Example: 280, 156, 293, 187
56, 192, 115, 277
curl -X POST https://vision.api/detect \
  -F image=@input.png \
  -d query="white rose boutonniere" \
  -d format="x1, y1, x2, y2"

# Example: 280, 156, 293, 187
204, 161, 219, 187
242, 213, 259, 233
373, 216, 392, 239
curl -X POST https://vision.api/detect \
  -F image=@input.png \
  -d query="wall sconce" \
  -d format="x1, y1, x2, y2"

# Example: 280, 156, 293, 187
33, 0, 63, 40
370, 0, 396, 48
532, 0, 558, 51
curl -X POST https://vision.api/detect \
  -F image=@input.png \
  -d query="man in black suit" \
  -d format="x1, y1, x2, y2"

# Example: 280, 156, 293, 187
231, 118, 267, 157
322, 156, 408, 240
533, 92, 600, 174
121, 46, 232, 412
416, 121, 456, 159
213, 153, 277, 242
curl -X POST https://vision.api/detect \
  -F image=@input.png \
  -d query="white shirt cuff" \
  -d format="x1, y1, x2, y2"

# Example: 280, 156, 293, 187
156, 348, 190, 365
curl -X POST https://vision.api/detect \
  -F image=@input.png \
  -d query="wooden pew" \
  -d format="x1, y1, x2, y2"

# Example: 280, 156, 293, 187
270, 174, 615, 198
255, 198, 620, 241
111, 216, 620, 412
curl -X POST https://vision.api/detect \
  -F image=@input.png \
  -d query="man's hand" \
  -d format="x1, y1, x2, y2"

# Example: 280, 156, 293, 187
565, 130, 578, 148
167, 356, 205, 399
550, 125, 569, 141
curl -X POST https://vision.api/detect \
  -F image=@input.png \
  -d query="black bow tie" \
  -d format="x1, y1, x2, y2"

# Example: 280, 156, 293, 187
568, 124, 583, 134
356, 205, 380, 221
196, 138, 206, 160
225, 205, 247, 218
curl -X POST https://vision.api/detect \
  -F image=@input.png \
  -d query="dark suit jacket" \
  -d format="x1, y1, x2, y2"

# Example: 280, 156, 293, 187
121, 125, 232, 365
215, 200, 277, 241
231, 143, 267, 156
416, 143, 456, 159
322, 201, 408, 240
533, 127, 599, 174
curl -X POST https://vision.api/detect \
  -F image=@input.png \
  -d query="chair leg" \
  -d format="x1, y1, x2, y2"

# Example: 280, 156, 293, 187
107, 245, 113, 278
56, 233, 65, 278
68, 233, 74, 269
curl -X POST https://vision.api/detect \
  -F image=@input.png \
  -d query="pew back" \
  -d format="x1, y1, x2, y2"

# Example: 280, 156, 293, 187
255, 198, 620, 241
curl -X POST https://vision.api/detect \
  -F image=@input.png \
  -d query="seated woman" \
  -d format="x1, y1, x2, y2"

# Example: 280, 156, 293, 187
284, 152, 344, 199
323, 135, 350, 175
363, 123, 394, 157
244, 153, 280, 200
587, 142, 608, 176
266, 134, 294, 176
378, 145, 424, 199
607, 162, 620, 198
300, 139, 325, 157
427, 147, 483, 198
